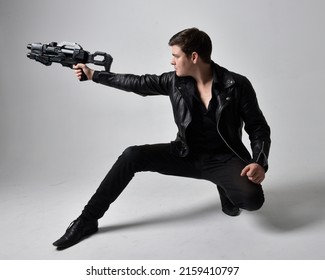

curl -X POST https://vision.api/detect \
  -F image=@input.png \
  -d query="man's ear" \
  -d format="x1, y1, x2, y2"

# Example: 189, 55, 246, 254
191, 52, 199, 63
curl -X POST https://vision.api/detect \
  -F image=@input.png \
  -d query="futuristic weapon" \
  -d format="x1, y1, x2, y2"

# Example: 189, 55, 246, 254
27, 42, 113, 81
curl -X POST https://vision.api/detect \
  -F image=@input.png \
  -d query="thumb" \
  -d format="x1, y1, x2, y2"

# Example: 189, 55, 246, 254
240, 165, 250, 177
73, 63, 85, 69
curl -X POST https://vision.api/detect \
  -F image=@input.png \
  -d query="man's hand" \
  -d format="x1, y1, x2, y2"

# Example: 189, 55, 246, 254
240, 163, 265, 184
73, 63, 94, 81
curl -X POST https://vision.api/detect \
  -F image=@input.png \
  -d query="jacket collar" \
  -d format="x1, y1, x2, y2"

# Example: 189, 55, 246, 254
174, 62, 236, 89
211, 61, 235, 89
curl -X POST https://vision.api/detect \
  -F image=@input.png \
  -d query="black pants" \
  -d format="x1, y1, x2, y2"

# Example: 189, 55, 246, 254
82, 143, 265, 220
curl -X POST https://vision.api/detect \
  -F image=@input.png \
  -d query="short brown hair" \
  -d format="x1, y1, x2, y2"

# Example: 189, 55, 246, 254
168, 28, 212, 63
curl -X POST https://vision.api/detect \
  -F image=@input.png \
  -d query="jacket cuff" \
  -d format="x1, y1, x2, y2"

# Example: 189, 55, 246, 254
92, 71, 101, 83
252, 154, 268, 172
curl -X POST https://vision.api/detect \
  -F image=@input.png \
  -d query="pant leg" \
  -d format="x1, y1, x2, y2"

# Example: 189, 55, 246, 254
82, 143, 201, 220
202, 155, 265, 211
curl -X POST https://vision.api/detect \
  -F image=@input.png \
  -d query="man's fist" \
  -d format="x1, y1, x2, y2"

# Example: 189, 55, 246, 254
73, 63, 94, 81
240, 163, 265, 184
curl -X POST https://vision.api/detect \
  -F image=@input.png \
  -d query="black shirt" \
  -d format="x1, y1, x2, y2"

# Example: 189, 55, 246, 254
186, 90, 232, 158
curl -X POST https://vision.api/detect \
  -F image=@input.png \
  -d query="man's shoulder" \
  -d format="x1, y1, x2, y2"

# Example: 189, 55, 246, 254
213, 62, 249, 85
159, 71, 177, 83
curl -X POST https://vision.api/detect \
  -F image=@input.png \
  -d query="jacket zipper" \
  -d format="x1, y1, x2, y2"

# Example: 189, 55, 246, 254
216, 96, 249, 164
255, 141, 265, 163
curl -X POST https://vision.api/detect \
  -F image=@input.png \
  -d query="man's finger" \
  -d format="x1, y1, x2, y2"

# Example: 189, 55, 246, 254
240, 165, 250, 176
73, 63, 84, 69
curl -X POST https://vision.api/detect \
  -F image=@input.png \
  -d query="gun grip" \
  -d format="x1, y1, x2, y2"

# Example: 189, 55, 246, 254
80, 69, 88, 81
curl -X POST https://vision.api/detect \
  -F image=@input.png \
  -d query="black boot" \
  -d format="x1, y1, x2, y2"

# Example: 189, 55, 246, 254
53, 216, 98, 249
217, 186, 241, 217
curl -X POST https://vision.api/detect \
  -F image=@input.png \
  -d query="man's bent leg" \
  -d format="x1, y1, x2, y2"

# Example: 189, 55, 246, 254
203, 156, 265, 212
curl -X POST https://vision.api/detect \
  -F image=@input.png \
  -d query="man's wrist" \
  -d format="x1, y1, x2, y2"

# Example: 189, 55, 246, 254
92, 71, 100, 82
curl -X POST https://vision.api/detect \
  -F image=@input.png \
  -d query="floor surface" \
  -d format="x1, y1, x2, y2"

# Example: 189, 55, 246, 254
1, 170, 324, 260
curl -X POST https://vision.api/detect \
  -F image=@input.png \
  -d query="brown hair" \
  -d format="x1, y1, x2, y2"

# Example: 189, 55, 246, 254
168, 28, 212, 63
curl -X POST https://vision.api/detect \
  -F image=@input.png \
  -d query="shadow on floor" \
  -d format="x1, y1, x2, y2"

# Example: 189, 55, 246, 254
98, 202, 220, 234
98, 180, 325, 234
256, 180, 325, 232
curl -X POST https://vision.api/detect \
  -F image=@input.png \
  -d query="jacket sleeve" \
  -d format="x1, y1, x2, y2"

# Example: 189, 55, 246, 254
92, 71, 172, 97
239, 77, 271, 171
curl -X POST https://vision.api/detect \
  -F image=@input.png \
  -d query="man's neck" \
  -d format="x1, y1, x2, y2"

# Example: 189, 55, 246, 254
192, 63, 214, 110
192, 63, 213, 86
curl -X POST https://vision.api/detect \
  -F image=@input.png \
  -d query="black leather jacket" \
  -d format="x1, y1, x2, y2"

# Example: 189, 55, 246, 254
93, 62, 271, 171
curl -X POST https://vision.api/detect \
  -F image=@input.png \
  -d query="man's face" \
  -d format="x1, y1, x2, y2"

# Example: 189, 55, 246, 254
170, 45, 193, 77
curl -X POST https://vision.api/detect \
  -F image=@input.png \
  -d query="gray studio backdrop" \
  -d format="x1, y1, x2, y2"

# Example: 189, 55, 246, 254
1, 0, 323, 186
0, 0, 325, 259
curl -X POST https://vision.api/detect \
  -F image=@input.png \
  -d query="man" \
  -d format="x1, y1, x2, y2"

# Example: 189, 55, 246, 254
53, 28, 271, 249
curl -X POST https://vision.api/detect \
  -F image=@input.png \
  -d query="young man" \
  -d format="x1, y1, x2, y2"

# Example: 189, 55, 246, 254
53, 28, 271, 249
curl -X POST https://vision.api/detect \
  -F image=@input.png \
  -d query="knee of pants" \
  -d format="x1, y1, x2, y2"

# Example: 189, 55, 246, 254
122, 145, 141, 161
241, 188, 265, 211
121, 145, 144, 170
